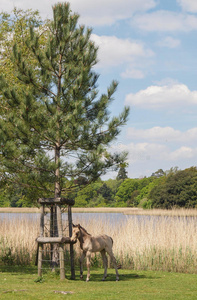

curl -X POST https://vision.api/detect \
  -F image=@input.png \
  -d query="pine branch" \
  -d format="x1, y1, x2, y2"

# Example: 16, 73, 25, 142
3, 174, 53, 192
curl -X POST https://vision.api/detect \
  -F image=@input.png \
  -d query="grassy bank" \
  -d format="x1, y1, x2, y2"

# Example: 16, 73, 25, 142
0, 267, 197, 299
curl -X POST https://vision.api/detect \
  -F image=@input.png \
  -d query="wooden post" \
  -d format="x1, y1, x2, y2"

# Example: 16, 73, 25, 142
57, 204, 63, 237
38, 244, 43, 277
38, 204, 44, 276
51, 205, 59, 270
50, 204, 54, 264
59, 244, 65, 280
37, 198, 75, 280
57, 204, 65, 280
68, 205, 75, 279
40, 204, 44, 237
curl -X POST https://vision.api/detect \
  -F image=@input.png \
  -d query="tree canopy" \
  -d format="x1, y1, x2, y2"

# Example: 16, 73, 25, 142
150, 167, 197, 208
0, 3, 129, 203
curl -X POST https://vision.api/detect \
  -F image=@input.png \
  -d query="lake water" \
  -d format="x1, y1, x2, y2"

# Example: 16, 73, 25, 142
0, 211, 166, 225
0, 212, 130, 223
1, 212, 194, 226
0, 211, 150, 224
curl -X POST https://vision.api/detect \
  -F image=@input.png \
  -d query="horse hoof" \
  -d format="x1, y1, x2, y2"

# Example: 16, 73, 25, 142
86, 279, 89, 282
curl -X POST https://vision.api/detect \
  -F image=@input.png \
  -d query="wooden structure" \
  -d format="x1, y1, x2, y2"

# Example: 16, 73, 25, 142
36, 197, 75, 280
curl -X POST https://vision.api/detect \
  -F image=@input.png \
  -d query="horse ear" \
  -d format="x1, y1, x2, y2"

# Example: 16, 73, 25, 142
78, 224, 80, 229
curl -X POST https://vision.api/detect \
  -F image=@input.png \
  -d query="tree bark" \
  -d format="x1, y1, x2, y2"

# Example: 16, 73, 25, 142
51, 145, 61, 270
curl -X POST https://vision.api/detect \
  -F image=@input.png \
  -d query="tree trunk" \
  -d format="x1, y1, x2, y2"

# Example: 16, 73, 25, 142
51, 56, 63, 271
51, 145, 61, 270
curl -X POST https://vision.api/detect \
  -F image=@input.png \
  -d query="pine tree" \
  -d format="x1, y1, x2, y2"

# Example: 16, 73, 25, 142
116, 163, 128, 181
0, 2, 129, 201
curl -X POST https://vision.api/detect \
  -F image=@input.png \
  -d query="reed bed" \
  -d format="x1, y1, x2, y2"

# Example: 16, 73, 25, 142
73, 214, 197, 273
1, 211, 197, 273
0, 216, 39, 265
124, 208, 197, 217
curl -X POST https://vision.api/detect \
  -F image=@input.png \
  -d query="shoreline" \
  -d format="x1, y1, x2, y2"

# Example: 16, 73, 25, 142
1, 207, 197, 216
0, 207, 140, 214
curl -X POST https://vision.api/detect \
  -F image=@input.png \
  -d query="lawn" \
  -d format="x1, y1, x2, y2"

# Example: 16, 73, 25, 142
0, 266, 197, 299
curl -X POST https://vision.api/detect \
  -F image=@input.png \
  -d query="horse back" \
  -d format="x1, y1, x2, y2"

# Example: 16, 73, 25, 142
91, 234, 113, 252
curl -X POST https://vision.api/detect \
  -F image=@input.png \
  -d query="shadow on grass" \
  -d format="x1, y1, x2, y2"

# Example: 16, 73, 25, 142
83, 274, 146, 282
119, 273, 156, 281
0, 266, 159, 282
73, 270, 159, 282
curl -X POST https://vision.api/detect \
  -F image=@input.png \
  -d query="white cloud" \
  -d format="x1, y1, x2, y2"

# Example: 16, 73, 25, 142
91, 34, 154, 69
68, 0, 157, 26
169, 146, 195, 160
156, 36, 181, 48
1, 0, 54, 19
111, 139, 197, 177
125, 83, 197, 109
123, 125, 197, 177
127, 142, 168, 163
127, 127, 180, 142
1, 0, 157, 25
127, 127, 197, 145
112, 141, 168, 163
132, 10, 197, 32
177, 0, 197, 13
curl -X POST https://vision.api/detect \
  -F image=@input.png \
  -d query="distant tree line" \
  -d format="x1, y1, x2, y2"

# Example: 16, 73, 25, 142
1, 166, 197, 209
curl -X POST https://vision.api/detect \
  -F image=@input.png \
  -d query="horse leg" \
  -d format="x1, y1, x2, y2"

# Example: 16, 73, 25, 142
106, 248, 119, 281
86, 251, 91, 282
100, 249, 108, 281
79, 251, 86, 280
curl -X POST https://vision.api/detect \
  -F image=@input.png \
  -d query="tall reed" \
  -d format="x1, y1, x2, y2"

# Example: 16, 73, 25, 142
1, 212, 197, 273
0, 215, 39, 265
73, 214, 197, 273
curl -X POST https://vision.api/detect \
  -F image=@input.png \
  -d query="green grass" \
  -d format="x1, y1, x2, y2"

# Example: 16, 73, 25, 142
0, 266, 197, 299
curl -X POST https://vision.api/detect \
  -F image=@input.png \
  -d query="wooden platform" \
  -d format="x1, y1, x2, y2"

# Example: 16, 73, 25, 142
38, 197, 75, 206
36, 236, 76, 244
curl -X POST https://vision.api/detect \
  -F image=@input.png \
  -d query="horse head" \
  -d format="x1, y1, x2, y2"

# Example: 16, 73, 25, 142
70, 224, 81, 242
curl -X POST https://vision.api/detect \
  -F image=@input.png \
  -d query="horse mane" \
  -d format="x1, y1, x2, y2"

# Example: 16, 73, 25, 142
73, 223, 91, 236
79, 225, 91, 236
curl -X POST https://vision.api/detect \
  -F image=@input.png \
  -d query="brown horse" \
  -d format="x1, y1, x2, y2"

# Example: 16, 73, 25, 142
71, 224, 119, 282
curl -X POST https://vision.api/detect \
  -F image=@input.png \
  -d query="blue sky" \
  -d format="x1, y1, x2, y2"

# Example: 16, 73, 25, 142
3, 0, 197, 178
